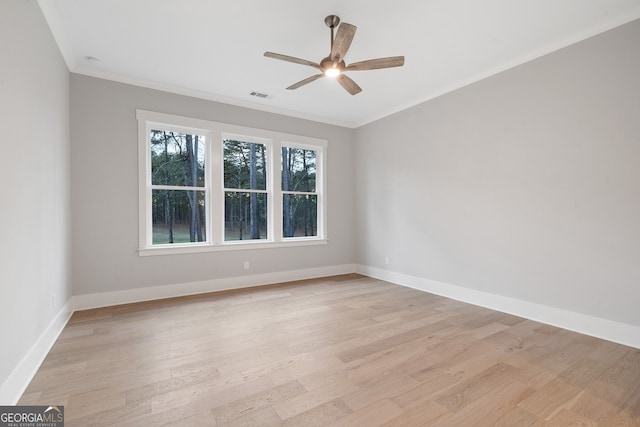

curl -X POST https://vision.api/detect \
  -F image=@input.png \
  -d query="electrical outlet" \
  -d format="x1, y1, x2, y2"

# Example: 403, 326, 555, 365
243, 261, 250, 270
385, 257, 390, 265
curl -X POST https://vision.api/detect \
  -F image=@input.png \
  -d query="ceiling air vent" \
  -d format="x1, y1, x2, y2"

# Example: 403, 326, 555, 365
249, 91, 270, 99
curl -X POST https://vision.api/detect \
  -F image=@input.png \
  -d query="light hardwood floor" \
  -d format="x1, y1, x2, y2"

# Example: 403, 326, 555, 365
19, 274, 640, 426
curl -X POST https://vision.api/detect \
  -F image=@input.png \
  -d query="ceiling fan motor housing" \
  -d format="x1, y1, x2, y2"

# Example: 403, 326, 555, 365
321, 57, 345, 72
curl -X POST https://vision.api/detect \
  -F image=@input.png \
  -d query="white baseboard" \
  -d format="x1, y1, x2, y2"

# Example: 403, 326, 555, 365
73, 264, 357, 311
356, 264, 640, 350
0, 301, 74, 405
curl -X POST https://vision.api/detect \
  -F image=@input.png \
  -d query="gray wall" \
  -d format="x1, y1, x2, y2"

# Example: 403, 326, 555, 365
355, 20, 640, 326
70, 75, 356, 295
0, 1, 71, 388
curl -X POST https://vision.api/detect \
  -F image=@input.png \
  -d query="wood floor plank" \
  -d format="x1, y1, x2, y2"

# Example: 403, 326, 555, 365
546, 408, 596, 426
597, 410, 640, 426
381, 400, 449, 427
434, 379, 535, 426
17, 274, 640, 426
328, 399, 402, 427
391, 369, 459, 407
280, 398, 353, 427
493, 406, 542, 427
341, 372, 419, 411
66, 396, 153, 427
211, 381, 305, 425
433, 362, 520, 413
271, 380, 359, 420
518, 376, 585, 420
570, 390, 617, 423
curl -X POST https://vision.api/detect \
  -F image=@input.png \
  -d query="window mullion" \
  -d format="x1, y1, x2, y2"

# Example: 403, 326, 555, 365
318, 146, 326, 239
272, 140, 282, 242
151, 185, 205, 191
222, 188, 268, 194
204, 130, 212, 245
282, 190, 317, 196
210, 130, 223, 245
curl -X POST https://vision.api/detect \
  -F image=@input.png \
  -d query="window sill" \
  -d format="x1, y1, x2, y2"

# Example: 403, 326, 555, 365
138, 238, 328, 256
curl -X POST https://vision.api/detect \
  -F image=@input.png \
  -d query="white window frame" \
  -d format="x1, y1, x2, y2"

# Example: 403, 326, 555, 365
137, 110, 327, 256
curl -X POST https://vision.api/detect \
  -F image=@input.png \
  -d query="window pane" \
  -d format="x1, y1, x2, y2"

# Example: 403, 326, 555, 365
225, 192, 267, 241
283, 194, 317, 238
151, 130, 205, 187
282, 147, 316, 192
223, 140, 266, 190
152, 190, 206, 244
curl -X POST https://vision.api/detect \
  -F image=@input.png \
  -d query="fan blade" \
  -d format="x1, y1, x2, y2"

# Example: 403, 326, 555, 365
345, 56, 405, 71
286, 73, 324, 90
330, 23, 357, 63
336, 74, 362, 95
264, 52, 321, 69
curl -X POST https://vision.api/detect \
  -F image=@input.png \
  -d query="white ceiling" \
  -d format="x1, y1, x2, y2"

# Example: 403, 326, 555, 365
39, 0, 640, 128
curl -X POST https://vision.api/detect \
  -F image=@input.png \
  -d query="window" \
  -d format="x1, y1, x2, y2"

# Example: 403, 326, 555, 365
137, 110, 326, 255
282, 146, 318, 238
223, 137, 268, 241
150, 129, 208, 245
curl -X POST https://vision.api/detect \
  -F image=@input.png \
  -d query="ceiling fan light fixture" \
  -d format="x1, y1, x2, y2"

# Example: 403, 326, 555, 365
324, 67, 341, 77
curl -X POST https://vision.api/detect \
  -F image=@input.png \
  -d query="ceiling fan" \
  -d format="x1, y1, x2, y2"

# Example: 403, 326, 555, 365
264, 15, 405, 95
